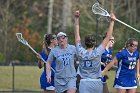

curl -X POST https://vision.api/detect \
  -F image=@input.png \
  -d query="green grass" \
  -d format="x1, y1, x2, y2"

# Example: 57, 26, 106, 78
0, 66, 43, 92
0, 66, 140, 93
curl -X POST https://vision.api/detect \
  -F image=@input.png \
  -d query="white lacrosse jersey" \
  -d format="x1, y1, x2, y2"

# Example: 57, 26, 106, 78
47, 44, 77, 79
76, 42, 105, 79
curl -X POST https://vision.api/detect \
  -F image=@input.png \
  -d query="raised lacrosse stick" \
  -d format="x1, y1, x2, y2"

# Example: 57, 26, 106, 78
16, 33, 55, 72
92, 2, 140, 33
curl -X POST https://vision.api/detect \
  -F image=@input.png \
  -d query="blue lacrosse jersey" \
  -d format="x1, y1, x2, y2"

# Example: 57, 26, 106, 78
114, 49, 139, 87
101, 49, 112, 82
40, 50, 55, 90
101, 49, 112, 70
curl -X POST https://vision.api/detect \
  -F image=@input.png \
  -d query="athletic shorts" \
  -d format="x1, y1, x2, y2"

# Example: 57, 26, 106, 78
40, 72, 55, 90
55, 77, 77, 93
79, 78, 103, 93
114, 78, 137, 89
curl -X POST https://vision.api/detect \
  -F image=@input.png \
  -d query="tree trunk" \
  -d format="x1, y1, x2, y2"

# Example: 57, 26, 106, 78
62, 0, 70, 32
110, 0, 114, 12
2, 1, 10, 62
47, 0, 54, 34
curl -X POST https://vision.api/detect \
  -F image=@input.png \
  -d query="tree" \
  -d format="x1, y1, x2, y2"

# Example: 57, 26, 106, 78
62, 0, 72, 32
47, 0, 54, 34
0, 0, 16, 62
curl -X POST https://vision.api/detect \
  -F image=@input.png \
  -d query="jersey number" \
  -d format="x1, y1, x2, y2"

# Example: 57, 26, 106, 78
84, 61, 92, 67
62, 58, 70, 66
128, 62, 136, 69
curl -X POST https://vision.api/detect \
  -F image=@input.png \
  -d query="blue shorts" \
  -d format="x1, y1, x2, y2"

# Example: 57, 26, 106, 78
40, 71, 55, 90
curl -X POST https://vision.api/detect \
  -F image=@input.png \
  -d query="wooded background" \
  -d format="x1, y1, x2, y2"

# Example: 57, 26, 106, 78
0, 0, 140, 64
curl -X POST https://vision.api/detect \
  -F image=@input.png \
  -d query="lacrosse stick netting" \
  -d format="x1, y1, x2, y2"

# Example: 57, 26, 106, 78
16, 33, 38, 54
92, 2, 140, 33
16, 33, 55, 72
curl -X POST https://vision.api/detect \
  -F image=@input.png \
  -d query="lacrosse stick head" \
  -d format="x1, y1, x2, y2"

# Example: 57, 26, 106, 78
92, 2, 110, 17
16, 33, 28, 45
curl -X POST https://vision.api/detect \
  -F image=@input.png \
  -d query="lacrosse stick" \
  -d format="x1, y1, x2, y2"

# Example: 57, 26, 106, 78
16, 33, 55, 72
92, 2, 140, 33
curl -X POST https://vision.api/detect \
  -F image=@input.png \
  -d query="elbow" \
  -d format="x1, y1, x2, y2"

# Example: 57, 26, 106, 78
38, 66, 42, 69
38, 65, 42, 69
38, 63, 43, 69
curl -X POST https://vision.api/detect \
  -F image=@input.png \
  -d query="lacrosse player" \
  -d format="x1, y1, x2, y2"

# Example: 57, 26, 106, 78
74, 10, 116, 93
37, 34, 57, 93
102, 38, 140, 93
101, 35, 115, 93
46, 32, 77, 93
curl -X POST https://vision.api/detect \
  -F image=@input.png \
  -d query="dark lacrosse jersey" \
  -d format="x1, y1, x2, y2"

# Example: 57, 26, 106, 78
101, 49, 113, 70
101, 49, 113, 82
114, 49, 139, 88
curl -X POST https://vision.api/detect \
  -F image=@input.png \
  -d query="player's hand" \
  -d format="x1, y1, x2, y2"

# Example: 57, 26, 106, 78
101, 62, 106, 67
110, 13, 116, 21
137, 73, 140, 80
36, 53, 41, 59
102, 71, 105, 76
46, 75, 51, 83
75, 10, 80, 18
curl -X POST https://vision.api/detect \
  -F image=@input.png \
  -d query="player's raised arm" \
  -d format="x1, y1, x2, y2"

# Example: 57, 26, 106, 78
101, 13, 116, 49
74, 10, 80, 44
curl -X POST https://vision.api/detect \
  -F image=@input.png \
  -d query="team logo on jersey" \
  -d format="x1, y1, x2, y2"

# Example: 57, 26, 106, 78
107, 54, 112, 58
128, 57, 137, 61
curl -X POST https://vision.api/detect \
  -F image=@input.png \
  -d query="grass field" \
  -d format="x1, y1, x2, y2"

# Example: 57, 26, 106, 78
0, 66, 140, 93
0, 66, 43, 92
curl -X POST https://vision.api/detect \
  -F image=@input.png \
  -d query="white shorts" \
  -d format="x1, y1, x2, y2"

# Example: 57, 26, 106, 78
55, 77, 77, 93
114, 84, 137, 89
46, 86, 55, 90
79, 78, 103, 93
